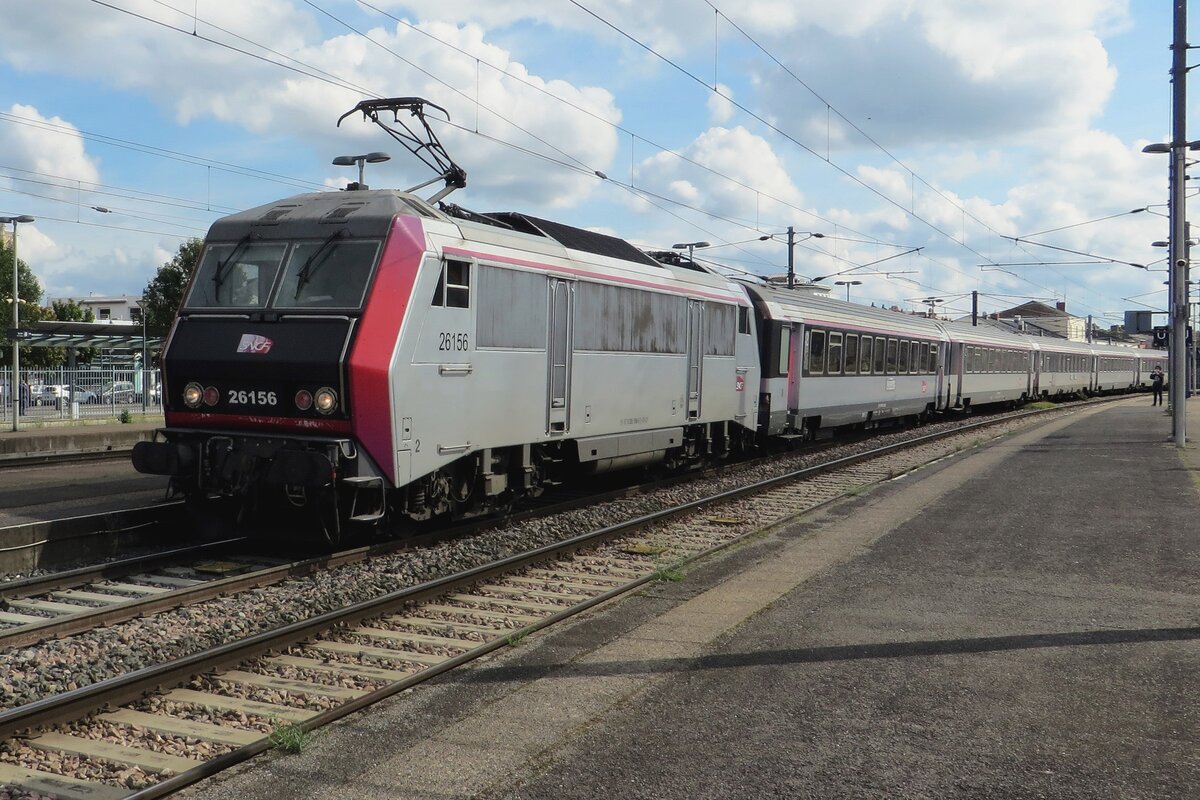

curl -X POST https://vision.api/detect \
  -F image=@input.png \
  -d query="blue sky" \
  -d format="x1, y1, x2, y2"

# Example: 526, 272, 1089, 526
0, 0, 1196, 329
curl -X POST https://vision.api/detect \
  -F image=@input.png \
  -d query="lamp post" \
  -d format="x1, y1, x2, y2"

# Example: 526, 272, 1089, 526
671, 241, 711, 265
1, 215, 34, 431
1141, 0, 1191, 445
765, 228, 824, 289
332, 151, 391, 189
834, 279, 862, 302
1153, 227, 1196, 399
139, 295, 148, 413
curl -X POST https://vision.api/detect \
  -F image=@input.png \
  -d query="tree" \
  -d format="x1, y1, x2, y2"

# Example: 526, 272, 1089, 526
49, 299, 98, 365
0, 239, 53, 368
143, 238, 203, 334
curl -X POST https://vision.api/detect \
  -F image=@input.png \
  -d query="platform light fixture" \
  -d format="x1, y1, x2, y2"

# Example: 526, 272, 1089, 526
834, 279, 863, 302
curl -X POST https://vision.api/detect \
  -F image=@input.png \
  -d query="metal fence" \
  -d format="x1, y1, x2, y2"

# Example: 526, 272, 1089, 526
0, 367, 164, 422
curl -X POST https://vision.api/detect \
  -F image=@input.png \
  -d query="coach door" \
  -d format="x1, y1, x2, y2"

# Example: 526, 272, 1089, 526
546, 278, 573, 434
934, 342, 946, 410
685, 300, 703, 420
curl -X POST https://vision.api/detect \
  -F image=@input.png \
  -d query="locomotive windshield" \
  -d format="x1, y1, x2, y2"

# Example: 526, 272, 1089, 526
275, 239, 380, 309
185, 238, 381, 311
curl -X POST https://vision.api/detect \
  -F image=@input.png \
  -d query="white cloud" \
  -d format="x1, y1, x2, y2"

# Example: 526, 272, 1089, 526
635, 126, 807, 227
0, 104, 102, 199
1, 4, 621, 209
708, 84, 735, 125
749, 1, 1126, 149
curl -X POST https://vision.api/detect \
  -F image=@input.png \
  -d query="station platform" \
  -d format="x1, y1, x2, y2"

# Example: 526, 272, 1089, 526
177, 396, 1199, 800
0, 419, 160, 461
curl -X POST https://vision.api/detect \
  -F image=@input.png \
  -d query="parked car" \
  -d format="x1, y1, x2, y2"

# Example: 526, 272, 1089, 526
35, 384, 99, 405
65, 385, 99, 404
100, 381, 137, 403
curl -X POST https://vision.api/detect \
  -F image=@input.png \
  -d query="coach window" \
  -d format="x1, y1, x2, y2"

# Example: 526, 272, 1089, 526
432, 259, 471, 308
844, 334, 859, 374
778, 326, 792, 375
873, 337, 886, 374
827, 332, 843, 375
737, 305, 750, 335
929, 343, 939, 373
898, 340, 910, 373
859, 336, 873, 374
919, 342, 930, 373
806, 329, 825, 374
885, 338, 898, 374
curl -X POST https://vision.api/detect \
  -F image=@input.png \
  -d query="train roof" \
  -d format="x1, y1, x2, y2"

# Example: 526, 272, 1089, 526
203, 189, 443, 241
435, 206, 748, 303
938, 319, 1041, 349
739, 281, 949, 340
202, 189, 744, 299
466, 210, 661, 268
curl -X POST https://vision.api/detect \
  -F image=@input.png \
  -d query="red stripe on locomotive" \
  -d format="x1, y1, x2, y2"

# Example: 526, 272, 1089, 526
347, 214, 427, 484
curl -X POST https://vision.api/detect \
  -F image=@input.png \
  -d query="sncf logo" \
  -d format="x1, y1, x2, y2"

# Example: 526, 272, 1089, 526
236, 334, 274, 354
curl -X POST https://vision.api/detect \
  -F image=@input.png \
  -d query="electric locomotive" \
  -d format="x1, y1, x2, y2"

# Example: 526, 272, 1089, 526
134, 98, 761, 541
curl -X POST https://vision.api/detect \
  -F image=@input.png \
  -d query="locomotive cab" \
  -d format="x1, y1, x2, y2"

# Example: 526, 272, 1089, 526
133, 190, 424, 541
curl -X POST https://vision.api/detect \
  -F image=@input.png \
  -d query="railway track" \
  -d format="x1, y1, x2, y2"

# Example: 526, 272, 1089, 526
0, 401, 1101, 799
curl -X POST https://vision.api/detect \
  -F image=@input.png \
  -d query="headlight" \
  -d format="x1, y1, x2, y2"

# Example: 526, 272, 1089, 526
183, 382, 203, 408
314, 387, 337, 414
295, 389, 313, 411
202, 386, 220, 407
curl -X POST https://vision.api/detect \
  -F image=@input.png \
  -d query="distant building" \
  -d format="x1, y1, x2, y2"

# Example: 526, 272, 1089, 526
994, 300, 1086, 341
961, 300, 1148, 347
50, 295, 145, 325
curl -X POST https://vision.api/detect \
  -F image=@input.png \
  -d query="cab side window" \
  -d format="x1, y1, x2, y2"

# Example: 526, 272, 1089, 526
432, 259, 471, 308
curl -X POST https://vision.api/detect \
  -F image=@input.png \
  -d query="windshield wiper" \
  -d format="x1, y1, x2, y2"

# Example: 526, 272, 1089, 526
293, 229, 348, 299
212, 233, 257, 294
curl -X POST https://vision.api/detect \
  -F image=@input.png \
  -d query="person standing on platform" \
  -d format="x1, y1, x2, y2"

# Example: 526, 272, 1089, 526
1150, 365, 1165, 406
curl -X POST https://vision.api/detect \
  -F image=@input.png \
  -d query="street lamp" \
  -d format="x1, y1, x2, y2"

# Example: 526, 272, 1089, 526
332, 151, 391, 189
834, 279, 863, 302
921, 297, 945, 318
1, 214, 35, 431
671, 241, 711, 264
759, 228, 824, 289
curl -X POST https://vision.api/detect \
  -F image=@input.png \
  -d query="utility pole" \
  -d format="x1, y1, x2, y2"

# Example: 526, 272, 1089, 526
1169, 0, 1188, 445
786, 226, 795, 289
971, 290, 978, 326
